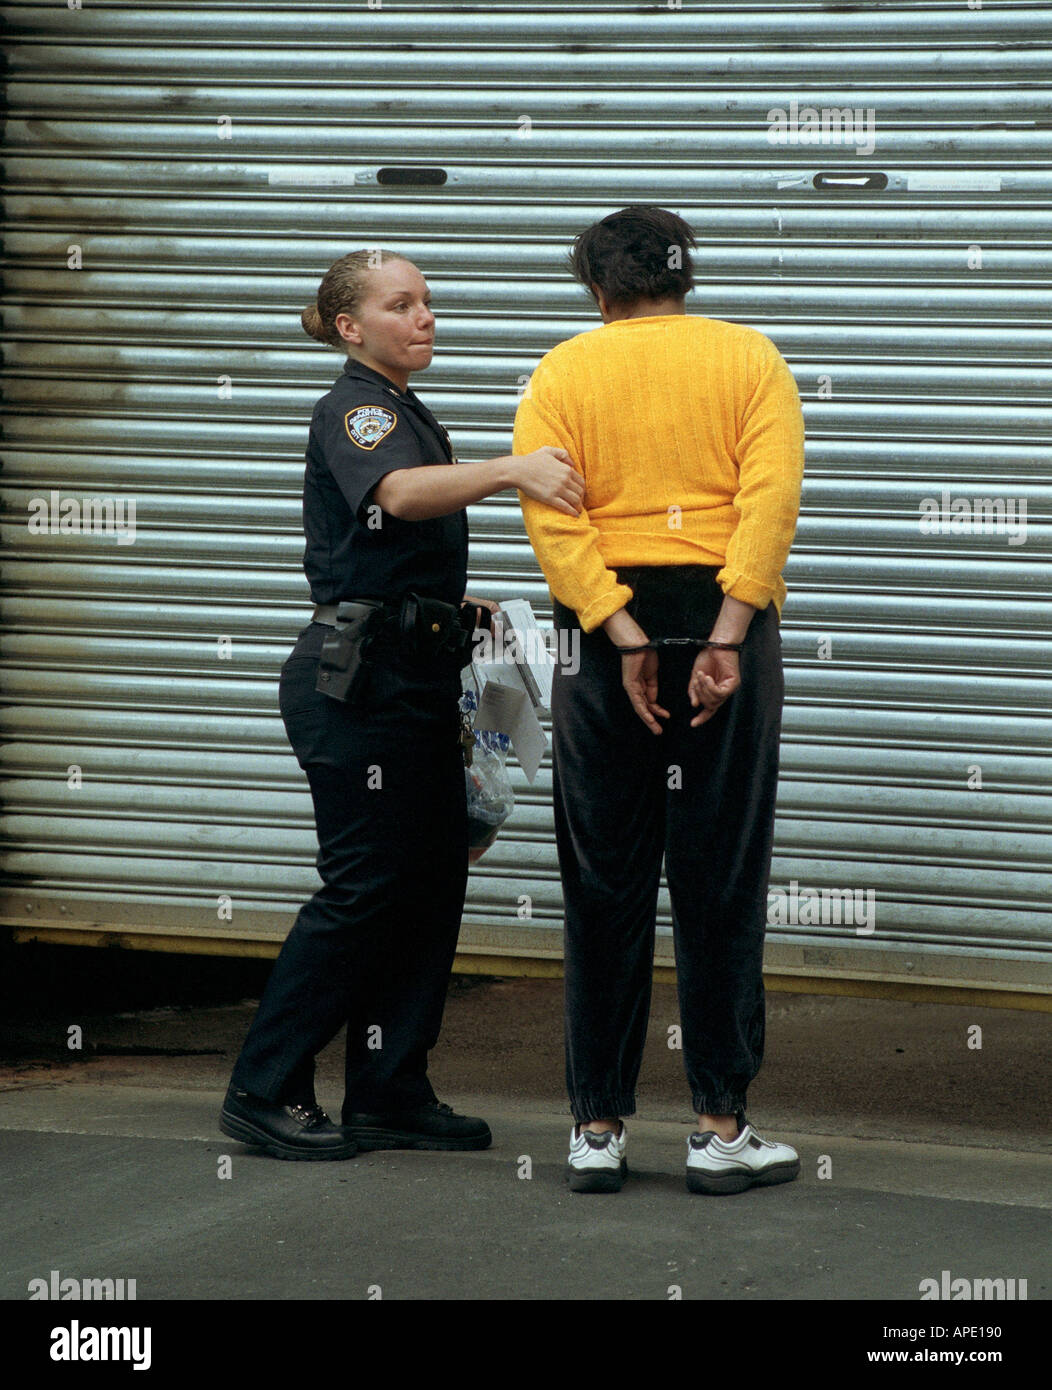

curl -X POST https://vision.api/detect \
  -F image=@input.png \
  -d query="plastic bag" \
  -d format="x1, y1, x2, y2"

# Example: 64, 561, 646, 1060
459, 680, 515, 860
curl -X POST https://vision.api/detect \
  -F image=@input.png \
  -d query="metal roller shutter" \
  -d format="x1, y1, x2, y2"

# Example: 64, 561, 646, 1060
2, 3, 1049, 997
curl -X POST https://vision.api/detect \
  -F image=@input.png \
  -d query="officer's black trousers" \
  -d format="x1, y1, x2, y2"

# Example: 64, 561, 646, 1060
230, 624, 467, 1116
552, 566, 783, 1124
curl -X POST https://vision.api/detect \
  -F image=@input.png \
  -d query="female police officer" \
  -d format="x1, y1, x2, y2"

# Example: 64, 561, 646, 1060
220, 249, 583, 1159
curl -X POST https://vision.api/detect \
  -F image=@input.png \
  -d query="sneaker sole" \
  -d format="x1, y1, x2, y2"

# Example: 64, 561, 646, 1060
567, 1160, 628, 1194
219, 1112, 358, 1161
686, 1158, 800, 1195
345, 1126, 492, 1152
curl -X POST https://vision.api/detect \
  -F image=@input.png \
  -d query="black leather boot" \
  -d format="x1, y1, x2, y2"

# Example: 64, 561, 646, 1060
342, 1100, 491, 1152
220, 1085, 358, 1161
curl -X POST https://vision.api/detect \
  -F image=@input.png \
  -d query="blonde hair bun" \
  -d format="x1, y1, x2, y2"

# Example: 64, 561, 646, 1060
301, 302, 328, 343
303, 249, 407, 351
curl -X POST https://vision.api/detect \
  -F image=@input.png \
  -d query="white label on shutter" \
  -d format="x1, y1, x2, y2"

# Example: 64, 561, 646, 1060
266, 166, 361, 185
906, 173, 1002, 192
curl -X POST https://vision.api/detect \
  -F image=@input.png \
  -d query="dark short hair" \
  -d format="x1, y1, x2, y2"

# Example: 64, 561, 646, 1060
568, 205, 697, 309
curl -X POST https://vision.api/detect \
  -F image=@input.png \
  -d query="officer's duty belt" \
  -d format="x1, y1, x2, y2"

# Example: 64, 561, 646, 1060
312, 593, 480, 688
312, 602, 381, 627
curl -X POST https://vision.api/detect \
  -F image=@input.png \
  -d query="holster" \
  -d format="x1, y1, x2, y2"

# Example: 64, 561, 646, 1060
315, 600, 385, 702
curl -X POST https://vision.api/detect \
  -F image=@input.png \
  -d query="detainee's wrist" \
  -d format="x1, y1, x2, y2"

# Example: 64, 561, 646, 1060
602, 606, 646, 648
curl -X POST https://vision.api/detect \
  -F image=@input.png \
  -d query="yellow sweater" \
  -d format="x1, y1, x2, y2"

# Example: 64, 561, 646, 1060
512, 314, 805, 632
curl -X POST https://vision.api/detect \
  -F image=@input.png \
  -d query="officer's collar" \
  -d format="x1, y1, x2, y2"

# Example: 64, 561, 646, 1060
341, 357, 413, 399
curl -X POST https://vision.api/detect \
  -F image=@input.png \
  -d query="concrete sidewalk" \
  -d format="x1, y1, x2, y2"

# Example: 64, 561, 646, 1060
1, 1083, 1048, 1304
0, 967, 1048, 1305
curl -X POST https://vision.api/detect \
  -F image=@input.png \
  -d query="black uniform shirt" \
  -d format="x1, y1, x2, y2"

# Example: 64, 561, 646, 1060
302, 359, 468, 606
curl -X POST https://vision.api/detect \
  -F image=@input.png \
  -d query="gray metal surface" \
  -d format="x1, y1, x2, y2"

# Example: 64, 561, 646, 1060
1, 3, 1049, 986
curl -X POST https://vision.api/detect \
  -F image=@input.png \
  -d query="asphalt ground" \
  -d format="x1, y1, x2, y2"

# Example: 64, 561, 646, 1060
0, 939, 1047, 1364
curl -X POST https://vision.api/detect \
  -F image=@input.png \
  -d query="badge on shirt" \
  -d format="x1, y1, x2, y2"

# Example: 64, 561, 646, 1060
345, 406, 397, 450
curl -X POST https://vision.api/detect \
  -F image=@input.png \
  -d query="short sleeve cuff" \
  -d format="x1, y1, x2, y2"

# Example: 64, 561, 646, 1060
354, 466, 402, 523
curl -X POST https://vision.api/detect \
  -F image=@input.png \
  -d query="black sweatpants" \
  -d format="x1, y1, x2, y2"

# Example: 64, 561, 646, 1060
551, 565, 783, 1124
230, 623, 468, 1118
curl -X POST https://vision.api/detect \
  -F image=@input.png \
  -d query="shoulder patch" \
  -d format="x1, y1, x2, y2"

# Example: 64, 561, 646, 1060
344, 405, 397, 450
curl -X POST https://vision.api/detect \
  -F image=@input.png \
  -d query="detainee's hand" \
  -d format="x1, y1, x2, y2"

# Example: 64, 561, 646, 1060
688, 648, 741, 727
622, 647, 670, 735
513, 447, 585, 516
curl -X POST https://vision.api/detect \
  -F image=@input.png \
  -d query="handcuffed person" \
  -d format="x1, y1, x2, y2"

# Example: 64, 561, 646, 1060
514, 207, 806, 1194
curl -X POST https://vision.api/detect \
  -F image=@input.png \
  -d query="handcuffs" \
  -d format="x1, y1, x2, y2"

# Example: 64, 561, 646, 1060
615, 639, 743, 654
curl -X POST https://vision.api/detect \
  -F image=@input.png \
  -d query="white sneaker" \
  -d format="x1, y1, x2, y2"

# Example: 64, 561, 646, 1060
567, 1122, 628, 1193
686, 1123, 800, 1195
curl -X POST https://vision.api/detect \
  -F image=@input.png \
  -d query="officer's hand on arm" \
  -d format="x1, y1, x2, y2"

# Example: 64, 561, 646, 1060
509, 447, 585, 517
602, 607, 670, 736
687, 595, 756, 727
372, 448, 583, 522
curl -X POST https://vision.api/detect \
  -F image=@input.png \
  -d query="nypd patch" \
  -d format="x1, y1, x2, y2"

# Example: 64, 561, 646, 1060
345, 405, 397, 450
